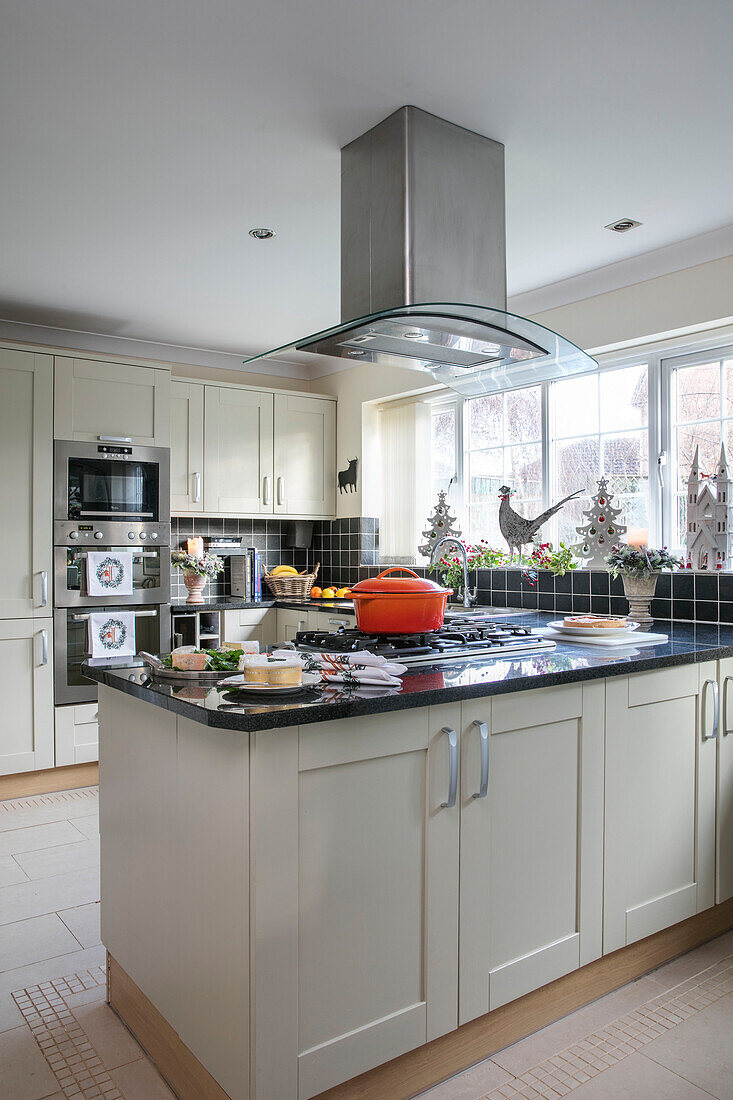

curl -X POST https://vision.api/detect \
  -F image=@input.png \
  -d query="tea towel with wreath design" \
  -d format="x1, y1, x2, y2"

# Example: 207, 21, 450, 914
86, 551, 134, 597
88, 612, 136, 659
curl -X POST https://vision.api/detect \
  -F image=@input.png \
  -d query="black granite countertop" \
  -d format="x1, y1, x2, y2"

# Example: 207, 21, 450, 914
84, 615, 733, 733
169, 597, 355, 614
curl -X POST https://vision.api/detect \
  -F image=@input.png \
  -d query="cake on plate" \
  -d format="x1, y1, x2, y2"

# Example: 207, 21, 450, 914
563, 616, 629, 629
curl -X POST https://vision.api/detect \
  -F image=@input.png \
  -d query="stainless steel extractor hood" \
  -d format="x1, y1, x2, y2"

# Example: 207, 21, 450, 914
244, 106, 597, 395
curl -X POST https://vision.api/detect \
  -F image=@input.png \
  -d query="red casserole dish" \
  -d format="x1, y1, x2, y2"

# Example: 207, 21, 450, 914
349, 567, 453, 634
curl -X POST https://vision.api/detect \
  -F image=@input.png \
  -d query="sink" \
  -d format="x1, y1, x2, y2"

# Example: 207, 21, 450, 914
444, 606, 525, 619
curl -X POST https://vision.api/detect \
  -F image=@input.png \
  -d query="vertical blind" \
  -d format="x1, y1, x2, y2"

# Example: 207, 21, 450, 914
379, 401, 431, 563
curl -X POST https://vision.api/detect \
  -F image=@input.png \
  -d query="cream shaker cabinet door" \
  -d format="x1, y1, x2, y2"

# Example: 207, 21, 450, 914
459, 682, 604, 1024
0, 350, 53, 619
250, 705, 460, 1099
203, 387, 273, 514
273, 394, 335, 517
54, 703, 99, 766
275, 608, 309, 643
0, 620, 54, 775
54, 357, 171, 446
603, 663, 717, 954
717, 658, 733, 903
222, 609, 276, 647
170, 381, 204, 512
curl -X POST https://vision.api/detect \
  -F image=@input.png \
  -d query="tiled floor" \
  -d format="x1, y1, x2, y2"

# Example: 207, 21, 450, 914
0, 786, 174, 1099
1, 785, 732, 1100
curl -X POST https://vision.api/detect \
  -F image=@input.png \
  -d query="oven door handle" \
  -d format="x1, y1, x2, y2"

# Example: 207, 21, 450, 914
70, 609, 159, 621
97, 435, 132, 443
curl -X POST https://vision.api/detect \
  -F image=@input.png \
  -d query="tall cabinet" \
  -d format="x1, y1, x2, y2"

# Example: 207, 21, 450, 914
0, 349, 54, 773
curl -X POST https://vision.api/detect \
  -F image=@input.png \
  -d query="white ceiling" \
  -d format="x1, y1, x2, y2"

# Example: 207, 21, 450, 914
2, 0, 732, 360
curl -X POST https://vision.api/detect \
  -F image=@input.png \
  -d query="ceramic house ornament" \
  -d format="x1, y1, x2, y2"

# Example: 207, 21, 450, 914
686, 444, 732, 570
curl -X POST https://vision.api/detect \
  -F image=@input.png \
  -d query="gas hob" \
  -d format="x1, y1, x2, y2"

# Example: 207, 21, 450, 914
293, 616, 555, 666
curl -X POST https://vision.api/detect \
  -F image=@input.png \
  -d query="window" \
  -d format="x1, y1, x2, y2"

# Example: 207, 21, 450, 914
465, 387, 542, 545
665, 347, 733, 551
550, 365, 649, 546
386, 333, 733, 561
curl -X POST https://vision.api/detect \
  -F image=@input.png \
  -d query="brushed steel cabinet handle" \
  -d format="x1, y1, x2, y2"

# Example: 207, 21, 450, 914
38, 570, 48, 607
724, 676, 733, 736
192, 472, 201, 503
39, 629, 48, 667
97, 435, 132, 443
472, 720, 489, 799
263, 476, 272, 506
277, 476, 285, 506
702, 678, 719, 740
441, 726, 458, 809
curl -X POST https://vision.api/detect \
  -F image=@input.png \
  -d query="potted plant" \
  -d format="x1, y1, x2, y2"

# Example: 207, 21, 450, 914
172, 550, 224, 605
605, 544, 681, 626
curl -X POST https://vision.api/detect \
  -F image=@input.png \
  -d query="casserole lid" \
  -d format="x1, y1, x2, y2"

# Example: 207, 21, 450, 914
350, 567, 451, 596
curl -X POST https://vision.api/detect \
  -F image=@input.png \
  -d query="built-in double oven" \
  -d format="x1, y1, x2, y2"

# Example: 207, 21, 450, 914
53, 440, 171, 704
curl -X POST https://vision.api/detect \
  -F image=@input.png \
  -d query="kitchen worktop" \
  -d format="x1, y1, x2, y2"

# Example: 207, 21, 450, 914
84, 615, 733, 732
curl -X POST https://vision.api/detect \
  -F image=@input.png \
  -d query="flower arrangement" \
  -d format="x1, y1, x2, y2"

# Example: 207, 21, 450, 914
605, 544, 681, 579
429, 538, 578, 590
171, 550, 224, 578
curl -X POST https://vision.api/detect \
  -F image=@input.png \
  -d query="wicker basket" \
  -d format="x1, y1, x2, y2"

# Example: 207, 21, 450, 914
263, 562, 320, 600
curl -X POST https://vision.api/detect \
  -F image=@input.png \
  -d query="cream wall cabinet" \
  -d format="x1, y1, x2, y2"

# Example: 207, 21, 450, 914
55, 703, 99, 766
251, 705, 460, 1098
0, 620, 54, 774
603, 663, 718, 954
273, 394, 336, 517
222, 609, 276, 647
459, 682, 605, 1024
0, 349, 53, 620
170, 381, 204, 512
716, 658, 733, 904
54, 357, 171, 446
203, 387, 274, 515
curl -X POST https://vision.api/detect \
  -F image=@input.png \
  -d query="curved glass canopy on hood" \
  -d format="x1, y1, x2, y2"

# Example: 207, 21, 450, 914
243, 302, 598, 397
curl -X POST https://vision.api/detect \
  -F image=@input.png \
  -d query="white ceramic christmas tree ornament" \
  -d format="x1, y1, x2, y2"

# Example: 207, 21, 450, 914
686, 444, 731, 570
572, 478, 627, 567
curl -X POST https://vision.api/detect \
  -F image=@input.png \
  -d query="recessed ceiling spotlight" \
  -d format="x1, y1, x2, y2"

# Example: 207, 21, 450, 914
249, 227, 276, 240
605, 218, 642, 233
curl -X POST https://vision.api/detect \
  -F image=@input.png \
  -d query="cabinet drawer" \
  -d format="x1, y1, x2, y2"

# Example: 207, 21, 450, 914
55, 704, 99, 766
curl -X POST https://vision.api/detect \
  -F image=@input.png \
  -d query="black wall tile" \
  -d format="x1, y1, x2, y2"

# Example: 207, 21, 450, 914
673, 599, 695, 621
572, 571, 590, 594
695, 574, 719, 602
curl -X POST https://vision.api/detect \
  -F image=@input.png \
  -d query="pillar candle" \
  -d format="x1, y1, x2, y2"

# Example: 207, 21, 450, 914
187, 537, 204, 558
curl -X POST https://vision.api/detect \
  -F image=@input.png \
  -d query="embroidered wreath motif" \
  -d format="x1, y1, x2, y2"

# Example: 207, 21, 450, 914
98, 618, 127, 650
95, 557, 124, 589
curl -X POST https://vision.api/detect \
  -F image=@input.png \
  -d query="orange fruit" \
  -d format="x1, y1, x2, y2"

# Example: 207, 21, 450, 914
310, 586, 322, 598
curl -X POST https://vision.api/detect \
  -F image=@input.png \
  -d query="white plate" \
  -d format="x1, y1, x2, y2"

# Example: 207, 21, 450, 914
219, 670, 322, 694
547, 619, 640, 638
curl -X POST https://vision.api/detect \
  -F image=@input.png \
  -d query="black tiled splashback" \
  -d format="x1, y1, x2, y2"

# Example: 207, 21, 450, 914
171, 517, 733, 623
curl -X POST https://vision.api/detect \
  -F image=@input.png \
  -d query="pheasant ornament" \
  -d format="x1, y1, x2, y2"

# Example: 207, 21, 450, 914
498, 485, 583, 561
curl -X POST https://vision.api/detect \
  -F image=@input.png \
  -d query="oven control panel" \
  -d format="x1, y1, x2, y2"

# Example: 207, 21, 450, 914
54, 521, 171, 547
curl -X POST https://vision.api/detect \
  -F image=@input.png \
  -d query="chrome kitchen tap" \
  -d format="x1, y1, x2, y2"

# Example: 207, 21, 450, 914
429, 536, 477, 609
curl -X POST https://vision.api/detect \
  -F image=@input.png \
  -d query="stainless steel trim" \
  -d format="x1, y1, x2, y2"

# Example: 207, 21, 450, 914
193, 471, 201, 503
277, 476, 285, 506
702, 678, 719, 740
39, 571, 48, 608
97, 435, 132, 443
39, 629, 48, 667
263, 476, 272, 506
441, 726, 458, 809
70, 551, 159, 560
724, 676, 732, 736
70, 609, 159, 621
472, 720, 489, 799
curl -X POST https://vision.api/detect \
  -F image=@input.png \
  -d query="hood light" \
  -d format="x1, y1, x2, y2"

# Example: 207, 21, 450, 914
249, 227, 276, 240
605, 218, 642, 233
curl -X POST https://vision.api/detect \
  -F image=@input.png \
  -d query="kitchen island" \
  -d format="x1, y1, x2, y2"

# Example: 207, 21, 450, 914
87, 616, 733, 1100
